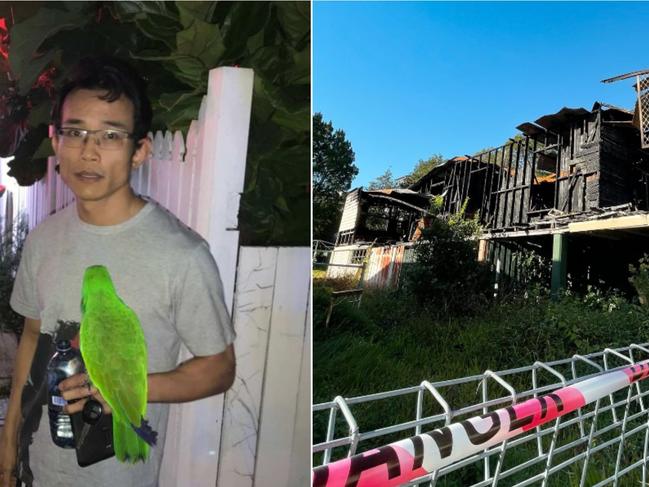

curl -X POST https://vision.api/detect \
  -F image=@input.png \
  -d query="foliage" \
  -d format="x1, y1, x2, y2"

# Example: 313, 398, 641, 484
401, 153, 444, 187
1, 1, 309, 245
401, 196, 492, 314
313, 286, 649, 482
0, 216, 28, 337
313, 112, 358, 242
629, 254, 649, 305
313, 274, 360, 293
366, 168, 396, 190
493, 244, 552, 299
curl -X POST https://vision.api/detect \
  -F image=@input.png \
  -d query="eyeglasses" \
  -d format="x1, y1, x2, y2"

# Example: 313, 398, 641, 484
56, 127, 135, 150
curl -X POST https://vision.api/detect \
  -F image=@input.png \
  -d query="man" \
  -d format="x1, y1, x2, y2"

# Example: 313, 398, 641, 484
0, 56, 236, 487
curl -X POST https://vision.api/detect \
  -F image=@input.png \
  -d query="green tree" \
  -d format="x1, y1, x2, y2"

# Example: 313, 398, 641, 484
366, 168, 396, 190
401, 154, 444, 187
313, 112, 357, 242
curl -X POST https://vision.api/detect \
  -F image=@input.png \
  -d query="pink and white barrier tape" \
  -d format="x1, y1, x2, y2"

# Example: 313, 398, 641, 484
313, 360, 649, 487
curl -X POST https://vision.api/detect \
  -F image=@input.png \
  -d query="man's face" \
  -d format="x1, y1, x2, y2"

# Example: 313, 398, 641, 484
51, 88, 150, 206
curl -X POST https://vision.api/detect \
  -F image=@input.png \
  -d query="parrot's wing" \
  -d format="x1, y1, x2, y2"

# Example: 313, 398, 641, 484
92, 360, 147, 426
83, 304, 148, 427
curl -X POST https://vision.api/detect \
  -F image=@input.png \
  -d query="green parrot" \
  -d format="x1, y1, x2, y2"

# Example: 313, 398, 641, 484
79, 265, 157, 463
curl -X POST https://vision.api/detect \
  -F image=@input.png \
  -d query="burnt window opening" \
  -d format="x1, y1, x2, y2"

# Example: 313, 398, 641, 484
351, 248, 367, 265
360, 203, 419, 243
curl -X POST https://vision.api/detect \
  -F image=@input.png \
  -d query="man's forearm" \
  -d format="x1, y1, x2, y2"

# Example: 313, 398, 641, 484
1, 319, 40, 441
147, 344, 235, 403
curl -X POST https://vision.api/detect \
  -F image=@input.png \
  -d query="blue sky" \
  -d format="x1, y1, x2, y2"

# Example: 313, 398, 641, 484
314, 1, 649, 188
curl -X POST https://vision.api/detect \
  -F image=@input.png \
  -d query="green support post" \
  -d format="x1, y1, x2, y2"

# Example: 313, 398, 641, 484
551, 233, 568, 299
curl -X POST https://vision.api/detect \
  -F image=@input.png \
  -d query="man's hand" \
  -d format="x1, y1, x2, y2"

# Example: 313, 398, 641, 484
0, 431, 17, 487
59, 373, 112, 415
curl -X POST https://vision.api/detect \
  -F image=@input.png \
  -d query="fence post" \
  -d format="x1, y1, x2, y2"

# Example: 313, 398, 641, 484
159, 67, 254, 487
551, 232, 568, 299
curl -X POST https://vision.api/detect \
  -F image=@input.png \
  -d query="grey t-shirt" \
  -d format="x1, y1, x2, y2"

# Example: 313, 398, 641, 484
10, 200, 235, 487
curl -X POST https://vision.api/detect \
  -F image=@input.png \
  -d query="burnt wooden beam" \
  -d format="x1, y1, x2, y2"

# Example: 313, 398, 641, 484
528, 137, 538, 221
504, 142, 517, 227
553, 133, 562, 210
519, 136, 530, 225
601, 69, 649, 83
478, 153, 490, 223
533, 143, 559, 154
464, 157, 473, 211
485, 151, 497, 226
492, 148, 505, 228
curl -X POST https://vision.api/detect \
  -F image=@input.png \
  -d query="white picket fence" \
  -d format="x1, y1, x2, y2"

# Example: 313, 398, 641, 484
0, 67, 309, 486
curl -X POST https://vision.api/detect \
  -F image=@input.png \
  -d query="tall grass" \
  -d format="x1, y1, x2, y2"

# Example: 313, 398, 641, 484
313, 281, 649, 484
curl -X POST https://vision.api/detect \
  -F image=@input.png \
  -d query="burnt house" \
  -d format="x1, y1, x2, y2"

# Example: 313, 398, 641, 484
409, 103, 649, 234
486, 103, 649, 232
332, 105, 649, 294
442, 102, 649, 295
418, 102, 649, 295
330, 68, 649, 294
335, 188, 430, 246
336, 100, 649, 248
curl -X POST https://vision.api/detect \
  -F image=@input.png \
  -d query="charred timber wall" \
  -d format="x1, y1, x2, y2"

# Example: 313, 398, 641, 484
599, 124, 646, 209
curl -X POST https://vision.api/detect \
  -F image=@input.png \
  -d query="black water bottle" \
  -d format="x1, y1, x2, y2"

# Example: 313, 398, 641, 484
46, 339, 85, 448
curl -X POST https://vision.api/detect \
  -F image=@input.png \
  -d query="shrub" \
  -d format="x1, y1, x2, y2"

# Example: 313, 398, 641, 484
402, 197, 492, 315
629, 254, 649, 305
0, 215, 28, 337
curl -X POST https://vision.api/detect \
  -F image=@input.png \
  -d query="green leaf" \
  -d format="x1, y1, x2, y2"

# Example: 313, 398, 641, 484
176, 18, 225, 67
9, 7, 87, 95
134, 16, 182, 51
172, 58, 208, 88
128, 51, 206, 88
158, 89, 202, 112
176, 2, 218, 27
17, 50, 56, 95
7, 125, 49, 185
33, 136, 54, 159
274, 195, 290, 213
111, 1, 178, 22
153, 89, 203, 130
26, 98, 52, 128
153, 91, 203, 131
288, 46, 310, 85
275, 2, 310, 47
271, 105, 309, 135
220, 2, 270, 60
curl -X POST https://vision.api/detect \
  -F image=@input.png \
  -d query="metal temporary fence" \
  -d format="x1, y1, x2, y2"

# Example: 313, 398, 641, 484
314, 240, 336, 263
313, 241, 367, 324
313, 343, 649, 487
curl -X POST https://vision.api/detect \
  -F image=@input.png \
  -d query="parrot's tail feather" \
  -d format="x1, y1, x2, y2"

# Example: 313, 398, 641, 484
131, 417, 158, 446
114, 418, 150, 463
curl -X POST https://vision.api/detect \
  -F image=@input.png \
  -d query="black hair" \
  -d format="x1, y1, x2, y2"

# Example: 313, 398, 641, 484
51, 56, 153, 146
